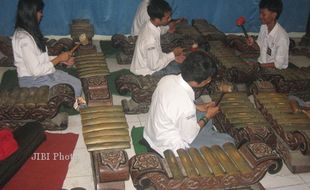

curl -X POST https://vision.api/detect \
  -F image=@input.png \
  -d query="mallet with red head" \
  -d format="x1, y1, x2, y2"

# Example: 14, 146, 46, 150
236, 16, 249, 38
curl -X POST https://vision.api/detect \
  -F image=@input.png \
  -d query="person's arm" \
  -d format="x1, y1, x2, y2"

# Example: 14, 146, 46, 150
160, 25, 170, 34
51, 52, 72, 65
197, 104, 220, 128
196, 102, 215, 112
273, 37, 289, 69
178, 111, 201, 144
144, 41, 175, 71
20, 38, 54, 76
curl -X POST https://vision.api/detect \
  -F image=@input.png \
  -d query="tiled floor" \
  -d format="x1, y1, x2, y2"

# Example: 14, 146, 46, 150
0, 39, 309, 190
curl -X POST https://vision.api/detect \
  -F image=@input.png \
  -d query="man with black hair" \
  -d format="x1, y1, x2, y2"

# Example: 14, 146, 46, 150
131, 0, 180, 36
247, 0, 289, 69
130, 0, 185, 77
143, 51, 234, 157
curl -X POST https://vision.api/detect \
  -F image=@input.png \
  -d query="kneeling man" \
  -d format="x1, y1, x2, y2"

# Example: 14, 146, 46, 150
143, 51, 234, 156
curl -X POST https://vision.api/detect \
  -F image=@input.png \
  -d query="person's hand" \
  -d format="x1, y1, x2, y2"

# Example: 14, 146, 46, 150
175, 54, 186, 64
246, 36, 254, 47
204, 104, 220, 119
175, 18, 185, 24
173, 47, 184, 56
63, 57, 75, 66
196, 102, 215, 112
57, 51, 72, 62
168, 21, 176, 33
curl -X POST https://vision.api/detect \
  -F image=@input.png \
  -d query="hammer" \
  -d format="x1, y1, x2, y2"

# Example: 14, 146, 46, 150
236, 16, 249, 38
70, 33, 89, 54
289, 99, 310, 118
215, 82, 234, 106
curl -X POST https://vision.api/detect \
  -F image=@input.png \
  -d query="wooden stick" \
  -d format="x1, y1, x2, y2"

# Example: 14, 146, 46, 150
70, 43, 81, 54
215, 93, 225, 106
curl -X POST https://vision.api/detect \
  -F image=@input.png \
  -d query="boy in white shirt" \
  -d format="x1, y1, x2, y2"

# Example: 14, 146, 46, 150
130, 0, 185, 78
247, 0, 289, 69
131, 0, 179, 36
143, 51, 234, 157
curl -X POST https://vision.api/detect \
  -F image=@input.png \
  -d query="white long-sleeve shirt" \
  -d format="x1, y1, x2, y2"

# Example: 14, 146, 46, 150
12, 29, 55, 77
256, 23, 289, 69
144, 74, 200, 157
131, 0, 169, 36
130, 21, 175, 76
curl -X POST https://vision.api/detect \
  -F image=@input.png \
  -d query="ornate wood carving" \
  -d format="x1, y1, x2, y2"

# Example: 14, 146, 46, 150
225, 35, 260, 58
192, 19, 226, 41
208, 41, 260, 83
75, 53, 112, 107
258, 68, 310, 93
129, 142, 279, 190
212, 92, 276, 148
254, 92, 310, 156
0, 84, 75, 121
92, 150, 129, 183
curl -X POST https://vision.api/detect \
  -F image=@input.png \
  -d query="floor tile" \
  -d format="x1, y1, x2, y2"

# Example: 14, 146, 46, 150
125, 114, 140, 123
112, 95, 131, 106
137, 113, 148, 126
125, 178, 136, 190
261, 173, 304, 189
269, 184, 310, 190
127, 121, 142, 131
299, 172, 310, 183
62, 175, 94, 190
66, 148, 92, 177
106, 57, 130, 72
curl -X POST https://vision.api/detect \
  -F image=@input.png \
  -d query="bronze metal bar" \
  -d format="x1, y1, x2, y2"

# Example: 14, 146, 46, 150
87, 142, 130, 152
85, 135, 130, 145
211, 145, 240, 175
200, 146, 225, 176
188, 148, 212, 177
83, 128, 129, 138
223, 143, 253, 174
177, 149, 199, 177
82, 122, 128, 133
164, 150, 184, 180
81, 106, 123, 114
82, 117, 127, 126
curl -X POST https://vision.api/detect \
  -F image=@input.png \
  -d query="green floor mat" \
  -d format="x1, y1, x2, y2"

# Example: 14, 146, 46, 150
131, 126, 148, 154
100, 40, 120, 57
108, 69, 132, 97
0, 69, 18, 91
0, 68, 79, 115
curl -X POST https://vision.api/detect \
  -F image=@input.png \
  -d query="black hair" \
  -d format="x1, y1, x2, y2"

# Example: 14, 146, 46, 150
147, 0, 172, 20
15, 0, 46, 52
181, 51, 217, 84
259, 0, 283, 19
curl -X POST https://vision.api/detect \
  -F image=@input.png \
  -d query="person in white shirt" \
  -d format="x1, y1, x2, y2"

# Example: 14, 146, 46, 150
143, 51, 235, 157
130, 0, 185, 78
12, 0, 82, 100
247, 0, 289, 69
131, 0, 179, 36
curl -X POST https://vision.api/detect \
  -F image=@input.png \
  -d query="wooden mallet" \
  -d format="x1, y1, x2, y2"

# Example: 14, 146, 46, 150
70, 33, 89, 54
289, 99, 310, 118
236, 16, 249, 38
215, 82, 234, 106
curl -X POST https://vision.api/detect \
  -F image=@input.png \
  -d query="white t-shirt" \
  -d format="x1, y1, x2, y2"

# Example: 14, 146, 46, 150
131, 0, 169, 36
130, 21, 175, 76
12, 29, 55, 77
143, 74, 200, 157
256, 23, 289, 69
